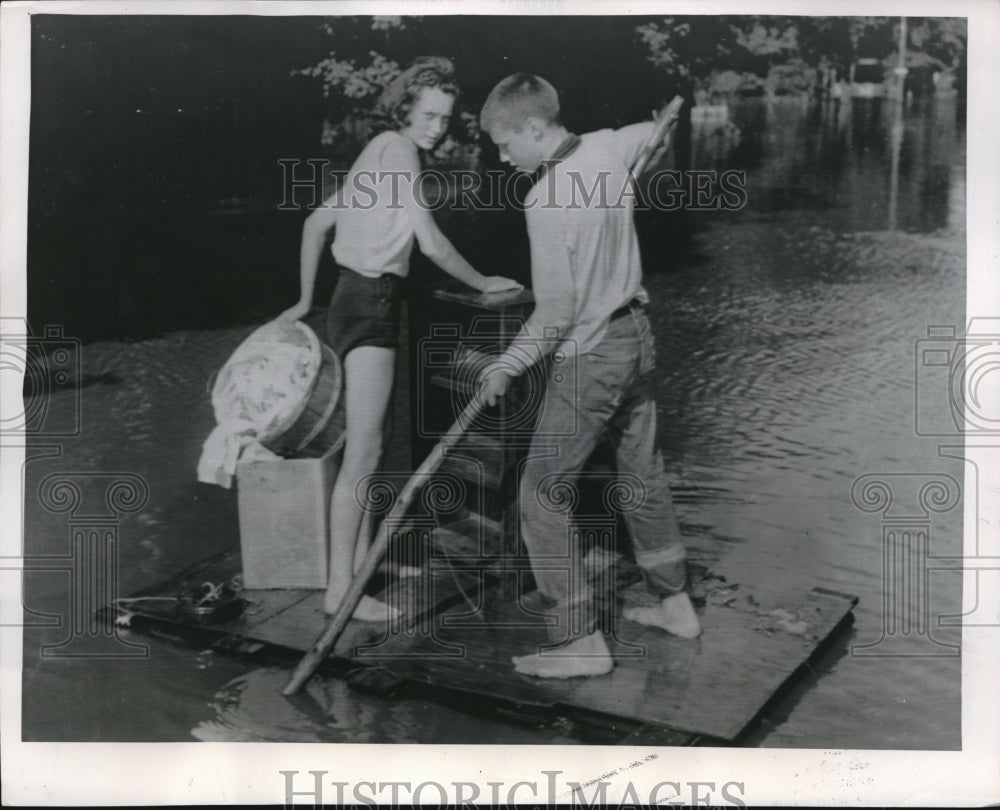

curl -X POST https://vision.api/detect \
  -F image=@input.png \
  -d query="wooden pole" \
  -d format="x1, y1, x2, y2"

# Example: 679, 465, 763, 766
630, 95, 685, 179
283, 396, 484, 695
898, 17, 908, 99
888, 17, 907, 231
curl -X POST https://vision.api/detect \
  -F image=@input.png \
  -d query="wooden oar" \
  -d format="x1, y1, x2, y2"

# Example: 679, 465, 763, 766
283, 395, 485, 695
630, 94, 685, 179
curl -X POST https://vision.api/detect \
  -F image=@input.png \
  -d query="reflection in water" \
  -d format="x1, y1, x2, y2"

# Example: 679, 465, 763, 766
192, 669, 386, 743
887, 93, 905, 231
191, 667, 581, 743
651, 92, 965, 748
693, 95, 961, 233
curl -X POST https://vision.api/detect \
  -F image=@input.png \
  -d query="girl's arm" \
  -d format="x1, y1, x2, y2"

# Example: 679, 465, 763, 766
386, 138, 522, 293
279, 188, 342, 321
412, 209, 520, 292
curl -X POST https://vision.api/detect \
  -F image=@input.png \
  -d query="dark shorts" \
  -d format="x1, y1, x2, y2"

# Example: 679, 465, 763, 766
326, 265, 406, 359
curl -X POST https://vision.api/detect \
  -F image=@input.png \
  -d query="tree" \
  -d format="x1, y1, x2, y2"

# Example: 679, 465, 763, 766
293, 16, 480, 163
298, 15, 683, 164
635, 17, 745, 80
637, 15, 966, 97
908, 17, 967, 68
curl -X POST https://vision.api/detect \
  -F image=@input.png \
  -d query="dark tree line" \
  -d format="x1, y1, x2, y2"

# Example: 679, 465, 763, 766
300, 15, 966, 159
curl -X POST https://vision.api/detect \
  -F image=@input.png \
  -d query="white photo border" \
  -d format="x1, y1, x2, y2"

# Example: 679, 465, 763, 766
1, 0, 998, 806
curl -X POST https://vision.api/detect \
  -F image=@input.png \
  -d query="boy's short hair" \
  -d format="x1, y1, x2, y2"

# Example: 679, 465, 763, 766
480, 74, 561, 133
373, 56, 459, 131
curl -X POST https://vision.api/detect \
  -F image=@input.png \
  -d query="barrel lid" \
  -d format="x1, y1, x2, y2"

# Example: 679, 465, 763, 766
210, 320, 322, 442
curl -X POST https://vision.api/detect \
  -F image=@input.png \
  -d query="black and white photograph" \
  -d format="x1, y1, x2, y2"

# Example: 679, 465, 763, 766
1, 0, 998, 805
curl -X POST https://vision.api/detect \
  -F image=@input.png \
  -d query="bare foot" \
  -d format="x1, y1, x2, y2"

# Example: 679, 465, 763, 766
622, 592, 702, 639
324, 590, 401, 622
512, 632, 614, 679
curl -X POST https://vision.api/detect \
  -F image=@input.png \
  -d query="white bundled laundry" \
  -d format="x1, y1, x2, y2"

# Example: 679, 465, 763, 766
197, 320, 320, 488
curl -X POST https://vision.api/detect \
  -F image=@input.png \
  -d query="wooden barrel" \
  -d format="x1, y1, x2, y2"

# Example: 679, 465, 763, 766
262, 344, 346, 459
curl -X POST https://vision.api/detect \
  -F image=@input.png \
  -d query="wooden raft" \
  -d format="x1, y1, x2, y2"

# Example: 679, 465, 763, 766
106, 541, 857, 745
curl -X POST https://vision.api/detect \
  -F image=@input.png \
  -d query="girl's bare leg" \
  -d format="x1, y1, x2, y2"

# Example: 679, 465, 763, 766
357, 402, 423, 581
324, 346, 400, 620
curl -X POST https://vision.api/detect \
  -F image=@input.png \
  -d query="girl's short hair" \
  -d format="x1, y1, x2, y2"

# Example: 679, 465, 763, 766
373, 56, 459, 132
480, 74, 560, 133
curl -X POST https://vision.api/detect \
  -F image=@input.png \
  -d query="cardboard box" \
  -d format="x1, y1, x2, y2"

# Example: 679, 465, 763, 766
236, 445, 340, 589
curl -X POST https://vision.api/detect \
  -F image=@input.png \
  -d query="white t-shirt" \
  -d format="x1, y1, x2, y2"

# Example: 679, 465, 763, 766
518, 122, 654, 359
332, 131, 419, 278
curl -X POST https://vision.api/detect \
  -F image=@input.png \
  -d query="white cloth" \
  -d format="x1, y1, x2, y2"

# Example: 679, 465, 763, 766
196, 423, 254, 489
197, 319, 319, 487
197, 428, 283, 489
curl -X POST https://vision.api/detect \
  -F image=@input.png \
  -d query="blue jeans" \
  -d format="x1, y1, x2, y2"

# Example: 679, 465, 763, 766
519, 308, 688, 642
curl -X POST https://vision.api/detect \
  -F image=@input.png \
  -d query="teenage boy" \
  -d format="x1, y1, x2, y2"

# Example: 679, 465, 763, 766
478, 74, 701, 679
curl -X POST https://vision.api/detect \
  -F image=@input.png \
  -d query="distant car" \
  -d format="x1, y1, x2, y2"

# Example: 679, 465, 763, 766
851, 58, 886, 98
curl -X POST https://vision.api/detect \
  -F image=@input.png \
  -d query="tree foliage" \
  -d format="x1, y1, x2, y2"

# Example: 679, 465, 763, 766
296, 15, 967, 154
638, 15, 966, 89
296, 15, 678, 161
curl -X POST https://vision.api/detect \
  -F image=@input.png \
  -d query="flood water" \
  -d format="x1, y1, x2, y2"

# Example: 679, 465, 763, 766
22, 94, 966, 748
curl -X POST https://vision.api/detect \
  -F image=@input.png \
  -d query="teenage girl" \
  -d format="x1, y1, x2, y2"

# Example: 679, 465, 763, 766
280, 57, 521, 618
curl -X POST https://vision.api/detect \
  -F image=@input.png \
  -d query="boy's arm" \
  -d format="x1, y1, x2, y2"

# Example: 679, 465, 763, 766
480, 206, 576, 405
509, 206, 577, 365
612, 116, 678, 175
612, 121, 659, 171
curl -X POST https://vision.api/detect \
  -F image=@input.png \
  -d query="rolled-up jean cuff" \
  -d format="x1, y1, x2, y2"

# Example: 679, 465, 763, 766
644, 570, 688, 598
635, 546, 687, 598
649, 577, 687, 598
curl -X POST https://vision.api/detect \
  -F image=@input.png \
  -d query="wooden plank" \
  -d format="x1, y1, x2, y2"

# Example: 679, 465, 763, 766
248, 568, 482, 659
111, 554, 485, 663
243, 590, 383, 658
238, 589, 316, 628
110, 545, 856, 745
615, 723, 703, 747
358, 583, 857, 743
432, 285, 535, 312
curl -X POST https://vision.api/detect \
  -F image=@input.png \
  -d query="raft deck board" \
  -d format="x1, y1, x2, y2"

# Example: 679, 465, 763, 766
110, 549, 856, 745
357, 583, 857, 743
111, 548, 482, 671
